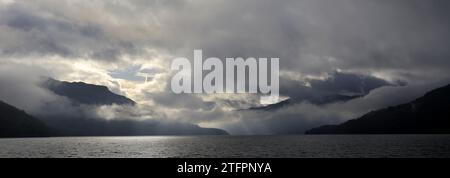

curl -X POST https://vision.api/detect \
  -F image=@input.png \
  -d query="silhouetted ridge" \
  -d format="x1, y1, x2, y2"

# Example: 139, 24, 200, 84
306, 84, 450, 134
42, 78, 136, 105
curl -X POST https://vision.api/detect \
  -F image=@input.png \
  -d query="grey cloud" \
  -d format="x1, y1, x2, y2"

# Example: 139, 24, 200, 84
151, 91, 216, 111
1, 0, 450, 134
0, 1, 145, 60
1, 0, 450, 79
307, 71, 393, 95
0, 63, 82, 117
277, 71, 395, 105
166, 0, 450, 82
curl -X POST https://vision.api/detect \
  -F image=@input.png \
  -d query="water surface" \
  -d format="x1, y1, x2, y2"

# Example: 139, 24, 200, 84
0, 135, 449, 158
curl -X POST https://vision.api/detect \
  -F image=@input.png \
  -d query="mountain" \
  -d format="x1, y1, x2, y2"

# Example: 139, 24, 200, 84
38, 78, 228, 135
247, 94, 360, 111
306, 84, 450, 134
41, 78, 135, 105
0, 100, 53, 138
246, 99, 292, 111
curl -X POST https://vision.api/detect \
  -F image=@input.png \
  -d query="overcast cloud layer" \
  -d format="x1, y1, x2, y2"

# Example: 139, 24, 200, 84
1, 0, 450, 134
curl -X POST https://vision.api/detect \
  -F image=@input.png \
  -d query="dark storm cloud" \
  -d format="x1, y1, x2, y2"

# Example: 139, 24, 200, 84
0, 1, 144, 60
277, 71, 398, 105
315, 0, 450, 75
143, 0, 450, 79
1, 0, 450, 75
307, 71, 392, 95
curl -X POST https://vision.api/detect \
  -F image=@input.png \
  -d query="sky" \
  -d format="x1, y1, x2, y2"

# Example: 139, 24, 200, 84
1, 0, 450, 134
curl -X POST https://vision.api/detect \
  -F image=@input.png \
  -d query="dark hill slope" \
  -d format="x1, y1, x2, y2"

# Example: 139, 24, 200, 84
306, 84, 450, 134
0, 101, 52, 137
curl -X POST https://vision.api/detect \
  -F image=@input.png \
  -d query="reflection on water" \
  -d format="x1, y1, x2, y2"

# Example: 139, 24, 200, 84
0, 135, 450, 158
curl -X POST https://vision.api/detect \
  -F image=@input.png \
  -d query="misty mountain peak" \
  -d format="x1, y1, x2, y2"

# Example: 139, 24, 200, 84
41, 78, 136, 106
